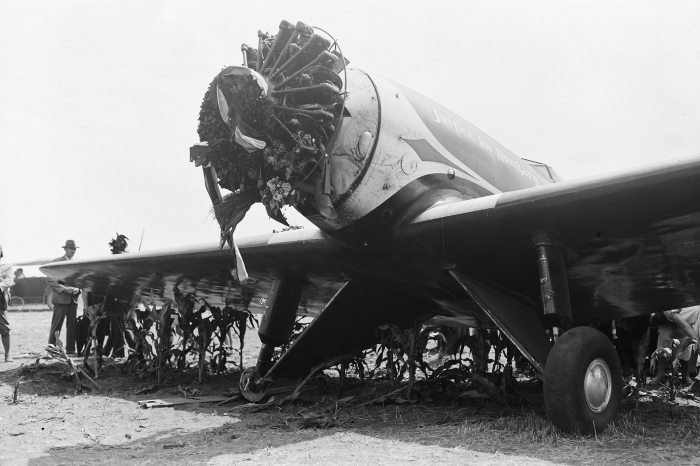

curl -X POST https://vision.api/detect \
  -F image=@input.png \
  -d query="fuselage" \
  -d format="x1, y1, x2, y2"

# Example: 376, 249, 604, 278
301, 68, 553, 244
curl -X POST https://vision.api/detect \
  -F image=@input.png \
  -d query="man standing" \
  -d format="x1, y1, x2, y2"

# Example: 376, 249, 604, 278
649, 306, 700, 386
47, 240, 81, 354
0, 244, 14, 362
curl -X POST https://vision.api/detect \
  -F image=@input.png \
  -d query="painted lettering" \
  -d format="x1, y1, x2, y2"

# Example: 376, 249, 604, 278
432, 108, 538, 183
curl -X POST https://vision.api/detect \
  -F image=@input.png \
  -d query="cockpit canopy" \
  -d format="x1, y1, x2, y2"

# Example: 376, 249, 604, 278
522, 158, 562, 183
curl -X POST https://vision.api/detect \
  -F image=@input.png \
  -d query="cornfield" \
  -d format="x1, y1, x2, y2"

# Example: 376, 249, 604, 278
77, 288, 258, 384
77, 293, 530, 404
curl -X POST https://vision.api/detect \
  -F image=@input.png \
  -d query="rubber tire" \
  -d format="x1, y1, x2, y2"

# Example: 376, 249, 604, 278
544, 326, 622, 434
239, 367, 268, 403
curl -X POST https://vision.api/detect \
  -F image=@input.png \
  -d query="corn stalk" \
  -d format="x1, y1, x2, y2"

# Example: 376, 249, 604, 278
82, 300, 108, 378
231, 306, 258, 370
155, 304, 174, 385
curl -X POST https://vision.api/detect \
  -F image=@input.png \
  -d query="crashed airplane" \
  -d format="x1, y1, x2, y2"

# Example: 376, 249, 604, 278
42, 20, 700, 433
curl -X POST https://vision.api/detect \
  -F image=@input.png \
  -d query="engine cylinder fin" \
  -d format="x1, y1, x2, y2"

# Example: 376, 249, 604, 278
255, 31, 269, 71
276, 51, 339, 88
269, 34, 332, 81
269, 21, 312, 77
260, 20, 295, 74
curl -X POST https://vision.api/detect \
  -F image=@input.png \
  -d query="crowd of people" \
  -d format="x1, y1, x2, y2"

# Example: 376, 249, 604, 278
0, 240, 81, 361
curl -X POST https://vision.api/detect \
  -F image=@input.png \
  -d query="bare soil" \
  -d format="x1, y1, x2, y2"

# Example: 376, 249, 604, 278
1, 311, 700, 465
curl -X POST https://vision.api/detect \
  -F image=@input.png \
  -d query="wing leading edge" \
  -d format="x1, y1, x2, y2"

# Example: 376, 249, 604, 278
39, 228, 350, 314
407, 154, 700, 323
42, 155, 700, 324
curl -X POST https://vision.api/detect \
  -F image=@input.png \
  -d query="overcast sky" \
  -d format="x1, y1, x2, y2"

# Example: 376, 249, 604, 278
1, 0, 699, 264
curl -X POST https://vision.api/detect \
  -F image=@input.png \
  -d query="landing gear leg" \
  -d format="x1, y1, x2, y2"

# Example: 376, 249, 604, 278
533, 233, 622, 433
240, 346, 275, 403
533, 231, 572, 340
240, 278, 303, 402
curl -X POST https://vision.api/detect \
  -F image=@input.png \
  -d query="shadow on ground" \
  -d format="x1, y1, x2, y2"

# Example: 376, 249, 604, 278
5, 360, 700, 465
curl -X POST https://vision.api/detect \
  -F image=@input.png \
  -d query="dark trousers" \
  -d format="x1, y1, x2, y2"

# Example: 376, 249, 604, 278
48, 303, 77, 353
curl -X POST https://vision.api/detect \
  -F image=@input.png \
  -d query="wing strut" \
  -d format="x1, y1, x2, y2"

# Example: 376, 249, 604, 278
448, 269, 551, 374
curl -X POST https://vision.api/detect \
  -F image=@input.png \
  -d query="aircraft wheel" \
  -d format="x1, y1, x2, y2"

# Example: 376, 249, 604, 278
239, 367, 267, 403
544, 326, 622, 434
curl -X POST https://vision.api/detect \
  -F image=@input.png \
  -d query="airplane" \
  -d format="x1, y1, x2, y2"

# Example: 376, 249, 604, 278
41, 20, 700, 434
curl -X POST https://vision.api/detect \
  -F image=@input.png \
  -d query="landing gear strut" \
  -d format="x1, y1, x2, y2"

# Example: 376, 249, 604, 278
239, 277, 303, 402
533, 231, 572, 340
534, 232, 622, 433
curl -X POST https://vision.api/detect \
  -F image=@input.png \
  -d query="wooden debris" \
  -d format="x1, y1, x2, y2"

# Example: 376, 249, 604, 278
12, 380, 19, 404
137, 396, 229, 408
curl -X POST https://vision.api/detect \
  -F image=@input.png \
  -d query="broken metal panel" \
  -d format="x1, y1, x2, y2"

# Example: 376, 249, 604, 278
264, 281, 425, 379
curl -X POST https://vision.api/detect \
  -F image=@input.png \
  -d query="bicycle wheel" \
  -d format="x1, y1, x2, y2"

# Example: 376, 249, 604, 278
9, 296, 24, 310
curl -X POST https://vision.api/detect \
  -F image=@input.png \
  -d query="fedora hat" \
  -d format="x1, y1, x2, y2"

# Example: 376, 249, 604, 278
62, 239, 79, 249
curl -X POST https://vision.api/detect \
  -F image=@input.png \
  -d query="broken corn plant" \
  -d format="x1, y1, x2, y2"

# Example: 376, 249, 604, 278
46, 333, 100, 392
346, 324, 520, 405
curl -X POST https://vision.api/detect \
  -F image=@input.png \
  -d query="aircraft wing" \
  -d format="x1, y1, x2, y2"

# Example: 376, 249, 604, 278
39, 228, 352, 315
404, 154, 700, 324
41, 155, 700, 327
39, 154, 700, 392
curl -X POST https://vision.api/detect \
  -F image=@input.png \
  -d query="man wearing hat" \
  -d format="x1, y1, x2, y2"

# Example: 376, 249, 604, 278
46, 240, 81, 353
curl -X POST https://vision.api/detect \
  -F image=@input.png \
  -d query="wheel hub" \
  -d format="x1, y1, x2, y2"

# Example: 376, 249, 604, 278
584, 357, 612, 413
240, 367, 267, 403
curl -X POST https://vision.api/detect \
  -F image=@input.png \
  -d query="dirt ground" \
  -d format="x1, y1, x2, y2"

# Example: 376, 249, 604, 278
2, 311, 700, 465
